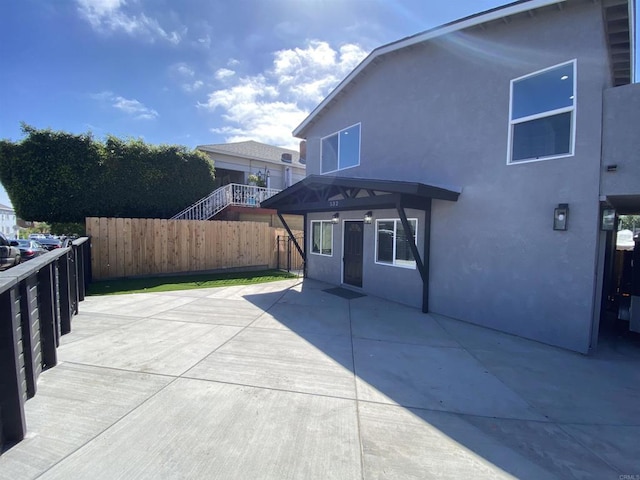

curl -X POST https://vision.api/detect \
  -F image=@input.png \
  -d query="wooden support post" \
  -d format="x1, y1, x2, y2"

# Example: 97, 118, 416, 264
38, 264, 58, 370
0, 285, 27, 445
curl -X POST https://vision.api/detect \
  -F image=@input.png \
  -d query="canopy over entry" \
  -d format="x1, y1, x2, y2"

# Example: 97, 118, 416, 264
260, 175, 461, 214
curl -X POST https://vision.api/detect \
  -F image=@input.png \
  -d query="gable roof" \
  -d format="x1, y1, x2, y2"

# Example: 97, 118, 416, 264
197, 140, 305, 168
0, 203, 14, 212
293, 0, 635, 138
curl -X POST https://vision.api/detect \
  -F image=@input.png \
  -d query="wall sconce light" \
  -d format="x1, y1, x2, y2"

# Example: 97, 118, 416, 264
553, 203, 569, 231
601, 208, 616, 231
332, 213, 339, 224
364, 211, 373, 224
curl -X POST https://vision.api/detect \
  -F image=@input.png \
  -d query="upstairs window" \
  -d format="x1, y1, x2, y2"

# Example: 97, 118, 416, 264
375, 218, 417, 269
508, 60, 576, 164
321, 123, 360, 174
311, 220, 333, 256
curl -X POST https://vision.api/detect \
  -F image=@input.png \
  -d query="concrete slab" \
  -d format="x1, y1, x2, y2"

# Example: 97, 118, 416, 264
60, 312, 144, 345
278, 283, 349, 307
0, 363, 172, 480
559, 424, 640, 474
252, 302, 352, 336
468, 347, 640, 425
3, 278, 639, 480
432, 313, 571, 355
353, 338, 546, 420
150, 297, 267, 326
37, 378, 361, 480
351, 308, 459, 348
80, 292, 197, 317
59, 319, 242, 376
358, 402, 555, 479
185, 327, 356, 398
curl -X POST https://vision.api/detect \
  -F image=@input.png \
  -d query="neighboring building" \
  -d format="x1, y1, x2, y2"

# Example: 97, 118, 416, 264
172, 140, 306, 228
197, 140, 306, 190
263, 0, 638, 354
0, 203, 17, 238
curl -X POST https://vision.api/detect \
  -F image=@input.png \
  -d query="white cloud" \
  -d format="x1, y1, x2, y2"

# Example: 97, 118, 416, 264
92, 91, 158, 120
199, 40, 368, 149
171, 62, 195, 77
75, 0, 182, 44
215, 68, 235, 80
182, 80, 204, 93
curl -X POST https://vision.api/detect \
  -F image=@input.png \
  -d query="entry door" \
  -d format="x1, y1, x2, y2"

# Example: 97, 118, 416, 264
343, 221, 364, 287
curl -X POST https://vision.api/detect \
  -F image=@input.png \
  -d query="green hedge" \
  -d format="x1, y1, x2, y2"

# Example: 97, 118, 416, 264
0, 124, 215, 222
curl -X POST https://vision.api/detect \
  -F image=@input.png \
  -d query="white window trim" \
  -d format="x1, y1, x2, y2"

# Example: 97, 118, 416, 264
320, 122, 361, 174
506, 59, 577, 165
374, 218, 418, 270
310, 220, 333, 257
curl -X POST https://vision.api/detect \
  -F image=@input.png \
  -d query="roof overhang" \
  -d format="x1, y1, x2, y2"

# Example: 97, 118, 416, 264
603, 0, 636, 86
260, 175, 461, 214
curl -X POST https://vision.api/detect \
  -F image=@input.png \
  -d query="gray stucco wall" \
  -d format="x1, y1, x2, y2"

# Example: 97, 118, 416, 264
302, 1, 612, 353
601, 83, 640, 196
307, 210, 424, 307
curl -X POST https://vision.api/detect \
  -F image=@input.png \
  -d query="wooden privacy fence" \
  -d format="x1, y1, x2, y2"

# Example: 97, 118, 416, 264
86, 217, 303, 280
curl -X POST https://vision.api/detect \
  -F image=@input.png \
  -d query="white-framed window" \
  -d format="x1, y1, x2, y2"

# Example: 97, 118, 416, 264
375, 218, 417, 269
310, 220, 333, 256
321, 123, 361, 174
507, 60, 576, 164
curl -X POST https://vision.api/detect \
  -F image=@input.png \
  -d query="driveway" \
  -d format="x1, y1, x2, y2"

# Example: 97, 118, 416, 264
1, 278, 639, 479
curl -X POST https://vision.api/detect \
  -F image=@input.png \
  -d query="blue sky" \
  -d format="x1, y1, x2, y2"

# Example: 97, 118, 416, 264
0, 0, 637, 208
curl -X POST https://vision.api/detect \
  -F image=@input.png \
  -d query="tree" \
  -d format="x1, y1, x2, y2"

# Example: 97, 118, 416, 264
0, 124, 215, 222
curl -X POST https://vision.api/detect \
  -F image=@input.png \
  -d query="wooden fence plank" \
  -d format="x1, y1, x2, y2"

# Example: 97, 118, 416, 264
123, 218, 132, 277
114, 218, 125, 278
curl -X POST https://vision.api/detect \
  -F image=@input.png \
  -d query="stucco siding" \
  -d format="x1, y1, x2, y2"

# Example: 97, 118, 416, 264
302, 1, 611, 352
601, 83, 640, 197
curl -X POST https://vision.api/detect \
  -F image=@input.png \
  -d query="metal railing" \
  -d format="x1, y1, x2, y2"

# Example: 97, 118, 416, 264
171, 184, 281, 221
0, 237, 91, 450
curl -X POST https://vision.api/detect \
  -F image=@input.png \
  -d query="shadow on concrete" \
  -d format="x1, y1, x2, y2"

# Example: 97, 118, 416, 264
241, 279, 640, 479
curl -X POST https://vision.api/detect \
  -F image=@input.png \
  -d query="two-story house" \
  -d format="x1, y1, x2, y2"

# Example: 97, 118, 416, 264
263, 0, 638, 354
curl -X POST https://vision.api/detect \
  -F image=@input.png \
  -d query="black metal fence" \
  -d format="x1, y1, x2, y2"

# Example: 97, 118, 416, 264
276, 234, 305, 274
0, 237, 91, 451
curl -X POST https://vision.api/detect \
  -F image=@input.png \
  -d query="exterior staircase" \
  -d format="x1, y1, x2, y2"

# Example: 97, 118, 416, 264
171, 183, 281, 221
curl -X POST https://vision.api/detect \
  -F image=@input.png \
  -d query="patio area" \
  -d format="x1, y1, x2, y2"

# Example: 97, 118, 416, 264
1, 278, 639, 479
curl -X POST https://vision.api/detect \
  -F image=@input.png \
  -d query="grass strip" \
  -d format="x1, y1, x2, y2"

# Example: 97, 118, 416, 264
87, 270, 298, 295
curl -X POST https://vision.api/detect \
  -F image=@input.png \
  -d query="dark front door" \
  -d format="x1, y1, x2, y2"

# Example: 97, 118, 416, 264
343, 221, 364, 287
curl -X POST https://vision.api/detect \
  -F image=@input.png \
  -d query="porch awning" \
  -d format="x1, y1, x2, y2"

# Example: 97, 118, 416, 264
260, 175, 461, 214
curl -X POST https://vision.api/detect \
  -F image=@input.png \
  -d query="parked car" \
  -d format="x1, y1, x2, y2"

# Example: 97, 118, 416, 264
0, 233, 21, 270
16, 239, 48, 261
38, 237, 63, 251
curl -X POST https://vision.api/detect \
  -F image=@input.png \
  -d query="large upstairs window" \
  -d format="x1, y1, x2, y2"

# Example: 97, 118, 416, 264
321, 123, 360, 174
508, 60, 576, 164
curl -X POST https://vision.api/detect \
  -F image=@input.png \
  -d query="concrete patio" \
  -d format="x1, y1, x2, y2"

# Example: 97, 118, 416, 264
1, 278, 639, 479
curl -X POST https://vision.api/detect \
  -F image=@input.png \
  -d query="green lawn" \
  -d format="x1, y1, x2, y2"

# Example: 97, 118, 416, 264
87, 270, 298, 295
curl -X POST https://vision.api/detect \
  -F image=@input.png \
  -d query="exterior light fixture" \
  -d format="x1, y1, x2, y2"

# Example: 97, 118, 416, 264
364, 211, 373, 224
553, 203, 569, 231
601, 208, 616, 231
332, 213, 339, 224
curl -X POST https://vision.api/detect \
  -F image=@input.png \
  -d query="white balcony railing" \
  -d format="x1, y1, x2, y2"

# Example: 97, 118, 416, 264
171, 184, 281, 221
